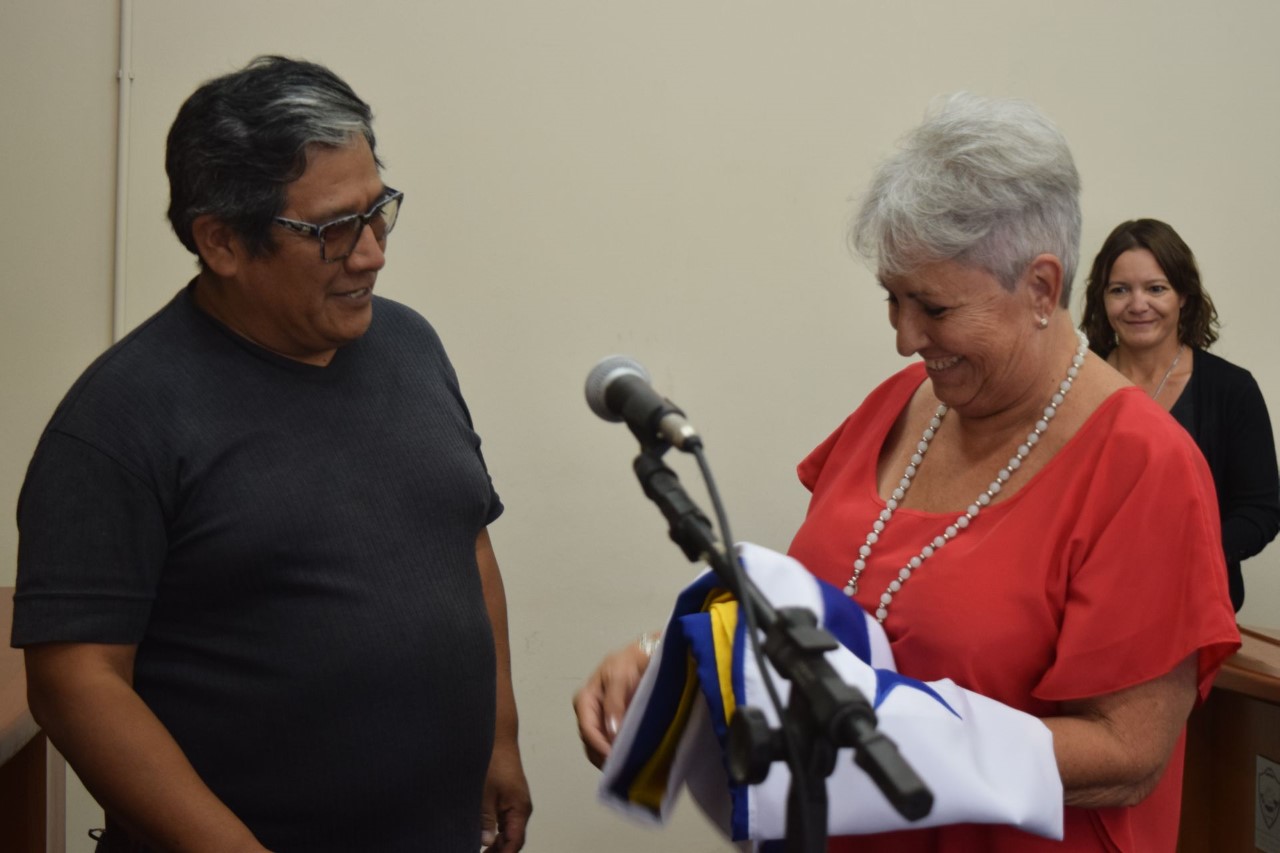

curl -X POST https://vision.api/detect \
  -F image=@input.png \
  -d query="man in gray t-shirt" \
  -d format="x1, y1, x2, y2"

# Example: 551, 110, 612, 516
12, 56, 530, 853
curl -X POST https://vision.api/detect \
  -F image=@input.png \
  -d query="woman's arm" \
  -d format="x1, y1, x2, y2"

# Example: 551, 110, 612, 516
1218, 376, 1280, 564
572, 641, 653, 768
1044, 654, 1197, 808
575, 634, 1199, 812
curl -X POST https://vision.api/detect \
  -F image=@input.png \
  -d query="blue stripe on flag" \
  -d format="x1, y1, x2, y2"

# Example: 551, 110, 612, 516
874, 669, 960, 719
605, 573, 722, 806
729, 609, 751, 840
817, 576, 873, 664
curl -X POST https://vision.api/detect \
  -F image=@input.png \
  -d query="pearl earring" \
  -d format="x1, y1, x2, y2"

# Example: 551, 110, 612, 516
1038, 316, 1049, 329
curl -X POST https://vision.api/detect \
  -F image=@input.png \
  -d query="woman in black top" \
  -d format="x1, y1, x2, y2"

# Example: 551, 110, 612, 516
1082, 218, 1280, 610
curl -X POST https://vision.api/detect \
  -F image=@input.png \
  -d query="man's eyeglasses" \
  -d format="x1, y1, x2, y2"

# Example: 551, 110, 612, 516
273, 188, 404, 263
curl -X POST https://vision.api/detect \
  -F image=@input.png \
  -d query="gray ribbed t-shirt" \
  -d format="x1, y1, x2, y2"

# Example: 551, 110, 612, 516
14, 284, 503, 852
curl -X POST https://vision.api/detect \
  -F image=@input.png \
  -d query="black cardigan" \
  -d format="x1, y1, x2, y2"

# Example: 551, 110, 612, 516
1170, 348, 1280, 610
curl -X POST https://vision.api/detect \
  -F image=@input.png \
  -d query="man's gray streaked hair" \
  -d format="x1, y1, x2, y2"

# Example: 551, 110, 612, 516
165, 55, 381, 262
851, 92, 1081, 305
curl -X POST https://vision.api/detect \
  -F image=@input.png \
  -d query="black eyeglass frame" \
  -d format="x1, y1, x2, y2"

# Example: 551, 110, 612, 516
273, 188, 404, 263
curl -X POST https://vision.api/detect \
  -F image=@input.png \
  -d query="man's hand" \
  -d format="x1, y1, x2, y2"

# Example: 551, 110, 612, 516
479, 737, 531, 851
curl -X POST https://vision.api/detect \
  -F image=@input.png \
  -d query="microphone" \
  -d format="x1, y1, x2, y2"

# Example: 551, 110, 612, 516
584, 356, 702, 451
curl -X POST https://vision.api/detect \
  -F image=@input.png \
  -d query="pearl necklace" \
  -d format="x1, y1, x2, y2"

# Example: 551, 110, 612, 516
845, 329, 1090, 623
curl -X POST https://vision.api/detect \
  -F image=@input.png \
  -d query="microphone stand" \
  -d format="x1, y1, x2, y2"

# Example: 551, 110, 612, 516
632, 445, 932, 853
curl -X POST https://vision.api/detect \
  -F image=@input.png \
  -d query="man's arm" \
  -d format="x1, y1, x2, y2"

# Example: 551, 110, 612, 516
24, 642, 269, 853
475, 528, 531, 852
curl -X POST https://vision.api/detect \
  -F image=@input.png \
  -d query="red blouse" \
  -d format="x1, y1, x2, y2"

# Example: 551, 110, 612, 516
788, 363, 1240, 852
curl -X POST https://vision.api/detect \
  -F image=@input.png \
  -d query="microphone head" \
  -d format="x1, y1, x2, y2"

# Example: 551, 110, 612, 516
585, 355, 651, 422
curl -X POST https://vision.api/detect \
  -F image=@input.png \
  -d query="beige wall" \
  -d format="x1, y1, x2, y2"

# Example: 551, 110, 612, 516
5, 2, 1279, 850
2, 2, 119, 577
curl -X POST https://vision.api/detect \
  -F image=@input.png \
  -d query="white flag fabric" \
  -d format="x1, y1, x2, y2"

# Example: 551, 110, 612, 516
598, 542, 1063, 846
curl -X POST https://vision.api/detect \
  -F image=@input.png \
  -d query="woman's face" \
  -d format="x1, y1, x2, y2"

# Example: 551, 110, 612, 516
1103, 248, 1186, 353
881, 259, 1046, 418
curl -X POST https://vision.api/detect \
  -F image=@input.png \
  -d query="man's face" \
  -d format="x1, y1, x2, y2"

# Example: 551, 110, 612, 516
235, 135, 388, 365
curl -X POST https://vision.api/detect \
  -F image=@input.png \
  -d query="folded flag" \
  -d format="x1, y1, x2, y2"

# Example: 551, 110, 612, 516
598, 542, 1063, 846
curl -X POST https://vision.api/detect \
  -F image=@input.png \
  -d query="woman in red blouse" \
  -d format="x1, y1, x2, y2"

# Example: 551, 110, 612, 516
575, 93, 1240, 851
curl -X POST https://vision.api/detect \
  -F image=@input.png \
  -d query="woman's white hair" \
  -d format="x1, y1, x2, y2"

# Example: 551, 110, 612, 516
852, 92, 1081, 304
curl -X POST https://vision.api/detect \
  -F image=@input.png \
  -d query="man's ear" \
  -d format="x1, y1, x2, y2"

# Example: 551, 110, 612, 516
191, 215, 242, 278
1026, 253, 1064, 316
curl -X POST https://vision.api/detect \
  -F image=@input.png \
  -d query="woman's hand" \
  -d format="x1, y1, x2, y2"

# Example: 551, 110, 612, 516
572, 639, 655, 768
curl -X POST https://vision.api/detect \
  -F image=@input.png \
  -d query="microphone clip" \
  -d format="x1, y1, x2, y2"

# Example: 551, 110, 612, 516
632, 448, 719, 564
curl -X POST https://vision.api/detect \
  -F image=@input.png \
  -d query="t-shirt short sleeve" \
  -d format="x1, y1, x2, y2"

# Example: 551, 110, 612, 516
13, 429, 167, 645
